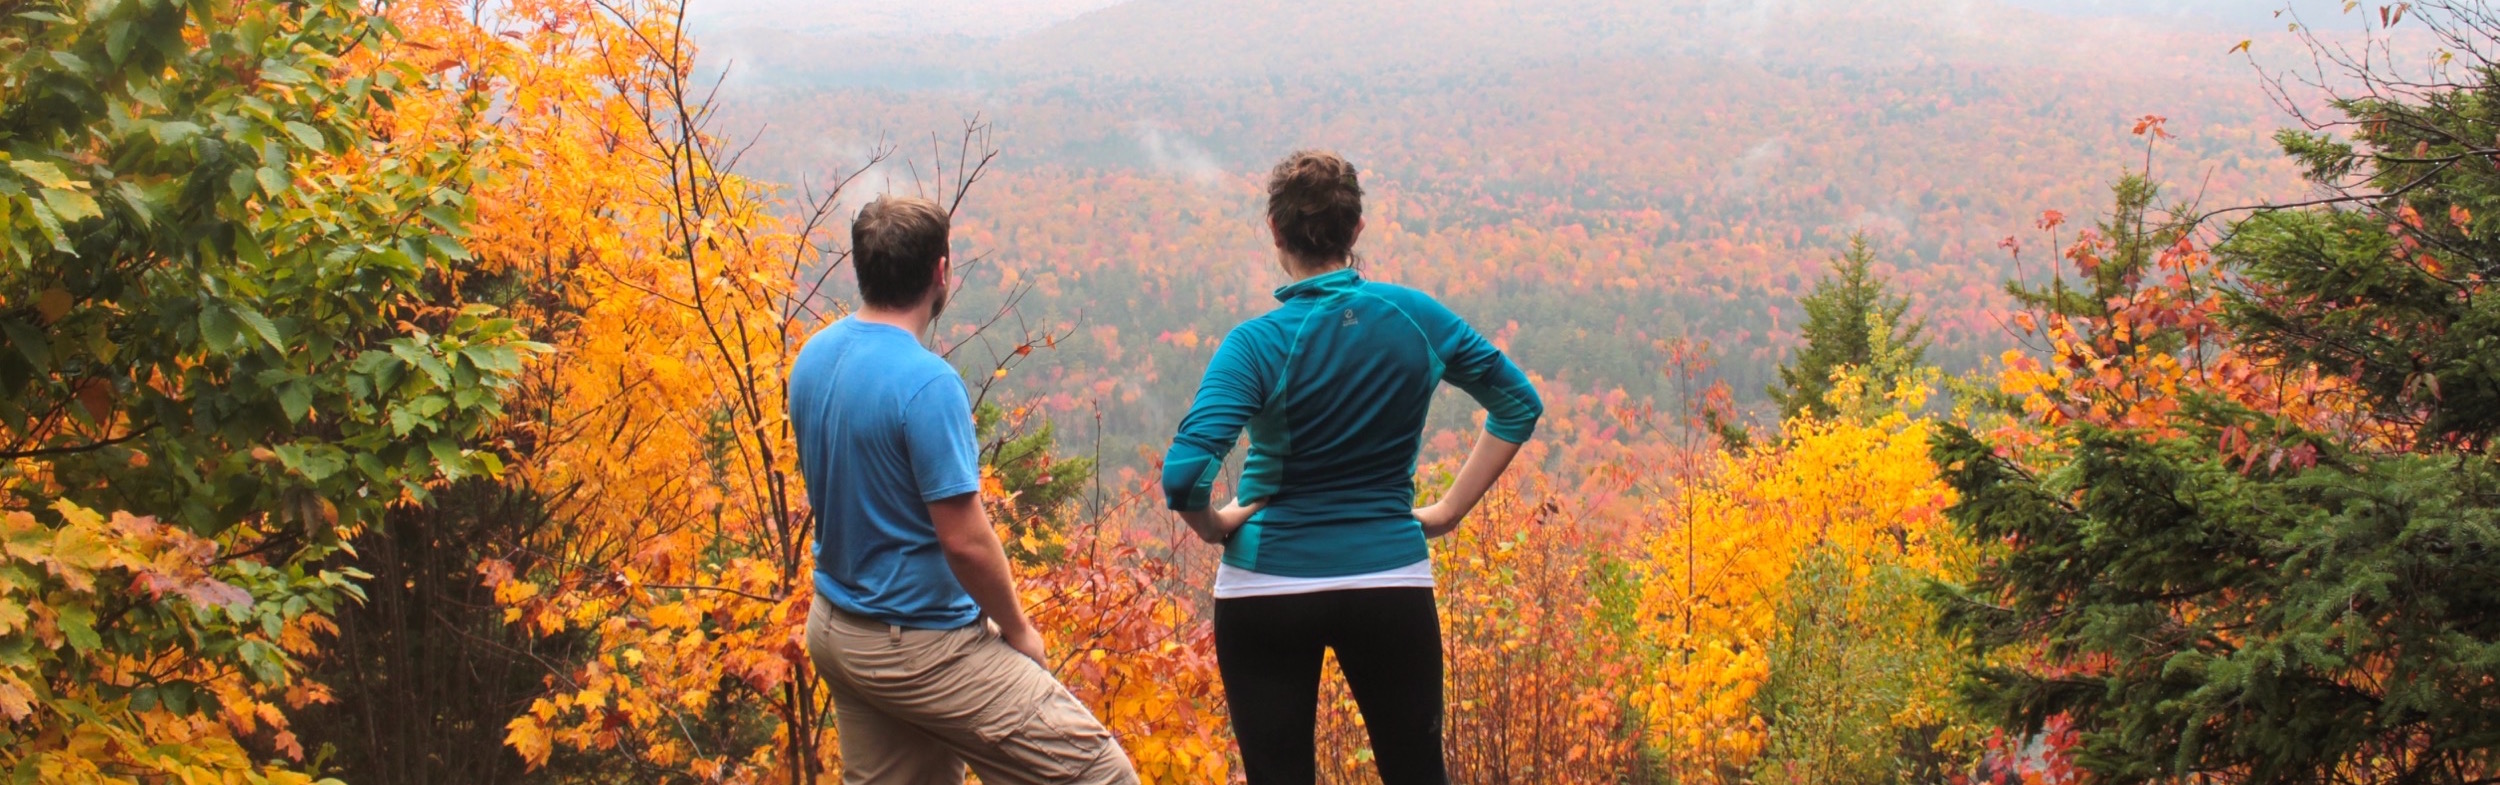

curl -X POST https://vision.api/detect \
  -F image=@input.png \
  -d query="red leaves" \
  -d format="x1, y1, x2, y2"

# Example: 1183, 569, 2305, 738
115, 512, 252, 613
476, 557, 516, 587
35, 287, 70, 324
9, 504, 253, 614
2131, 115, 2171, 140
72, 378, 111, 424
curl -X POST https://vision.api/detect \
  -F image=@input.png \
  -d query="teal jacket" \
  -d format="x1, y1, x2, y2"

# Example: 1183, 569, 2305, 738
1161, 268, 1543, 577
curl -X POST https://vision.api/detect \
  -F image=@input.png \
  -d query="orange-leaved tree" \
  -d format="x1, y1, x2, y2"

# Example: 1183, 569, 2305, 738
350, 0, 1237, 781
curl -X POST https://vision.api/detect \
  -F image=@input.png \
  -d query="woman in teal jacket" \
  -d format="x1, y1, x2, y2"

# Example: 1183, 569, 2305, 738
1162, 150, 1543, 785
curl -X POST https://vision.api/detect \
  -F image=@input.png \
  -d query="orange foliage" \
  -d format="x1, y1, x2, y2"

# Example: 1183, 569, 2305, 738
1018, 494, 1235, 782
366, 2, 1247, 781
1992, 209, 2392, 464
11, 0, 2383, 782
707, 1, 2315, 449
1433, 472, 1647, 780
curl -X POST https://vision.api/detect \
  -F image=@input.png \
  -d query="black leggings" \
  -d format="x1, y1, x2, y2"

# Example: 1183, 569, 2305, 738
1213, 587, 1446, 785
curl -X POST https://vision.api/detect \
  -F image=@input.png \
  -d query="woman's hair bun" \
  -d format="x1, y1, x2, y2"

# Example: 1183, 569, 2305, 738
1266, 150, 1364, 261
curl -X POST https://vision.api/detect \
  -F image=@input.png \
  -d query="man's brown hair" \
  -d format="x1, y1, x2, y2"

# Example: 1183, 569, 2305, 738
1266, 150, 1364, 262
851, 196, 951, 310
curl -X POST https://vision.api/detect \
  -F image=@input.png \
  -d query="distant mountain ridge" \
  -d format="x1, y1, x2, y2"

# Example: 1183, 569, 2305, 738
702, 0, 2335, 448
688, 0, 1128, 39
697, 0, 2352, 88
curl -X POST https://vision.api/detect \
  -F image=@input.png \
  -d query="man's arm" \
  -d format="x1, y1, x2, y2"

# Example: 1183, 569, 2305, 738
929, 493, 1046, 664
901, 375, 1043, 664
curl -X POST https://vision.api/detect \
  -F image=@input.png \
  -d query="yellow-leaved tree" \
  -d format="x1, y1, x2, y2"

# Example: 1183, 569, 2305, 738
1634, 361, 1981, 782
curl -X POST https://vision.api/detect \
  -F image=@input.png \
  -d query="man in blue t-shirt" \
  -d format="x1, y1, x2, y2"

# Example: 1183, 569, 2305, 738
791, 196, 1137, 785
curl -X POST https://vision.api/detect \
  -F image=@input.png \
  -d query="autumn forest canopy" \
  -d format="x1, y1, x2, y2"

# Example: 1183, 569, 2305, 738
5, 0, 2500, 783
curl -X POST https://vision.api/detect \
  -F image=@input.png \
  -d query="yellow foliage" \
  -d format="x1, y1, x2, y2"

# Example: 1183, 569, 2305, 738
1632, 373, 1972, 780
0, 503, 344, 785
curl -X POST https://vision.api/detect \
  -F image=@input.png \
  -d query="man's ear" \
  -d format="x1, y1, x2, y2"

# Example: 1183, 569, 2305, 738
935, 255, 952, 292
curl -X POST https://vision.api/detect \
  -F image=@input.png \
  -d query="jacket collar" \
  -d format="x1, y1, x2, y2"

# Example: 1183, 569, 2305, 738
1272, 267, 1363, 302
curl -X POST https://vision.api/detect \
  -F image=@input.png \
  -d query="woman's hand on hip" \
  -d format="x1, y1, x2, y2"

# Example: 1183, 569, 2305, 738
1216, 497, 1266, 540
1182, 498, 1266, 544
1415, 501, 1464, 539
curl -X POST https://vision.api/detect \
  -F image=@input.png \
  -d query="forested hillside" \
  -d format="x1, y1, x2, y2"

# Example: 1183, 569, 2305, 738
706, 0, 2315, 450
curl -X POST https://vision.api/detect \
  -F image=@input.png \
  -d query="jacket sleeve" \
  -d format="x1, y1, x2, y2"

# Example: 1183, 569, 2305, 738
1162, 324, 1275, 511
1409, 295, 1542, 444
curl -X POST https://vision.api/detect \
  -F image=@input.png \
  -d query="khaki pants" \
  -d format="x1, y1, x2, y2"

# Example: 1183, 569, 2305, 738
807, 595, 1139, 785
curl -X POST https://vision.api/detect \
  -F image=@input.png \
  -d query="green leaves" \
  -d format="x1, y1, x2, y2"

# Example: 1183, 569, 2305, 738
52, 605, 99, 653
38, 190, 100, 224
253, 163, 289, 197
0, 0, 528, 775
9, 159, 102, 249
276, 381, 312, 423
9, 161, 74, 190
230, 305, 281, 350
1, 321, 50, 371
195, 303, 243, 353
283, 120, 328, 152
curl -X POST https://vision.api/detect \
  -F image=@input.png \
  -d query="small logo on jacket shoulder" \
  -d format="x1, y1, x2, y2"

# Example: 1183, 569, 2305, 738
1340, 309, 1359, 327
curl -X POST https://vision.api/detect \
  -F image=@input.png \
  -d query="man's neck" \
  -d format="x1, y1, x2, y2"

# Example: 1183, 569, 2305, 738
853, 303, 934, 339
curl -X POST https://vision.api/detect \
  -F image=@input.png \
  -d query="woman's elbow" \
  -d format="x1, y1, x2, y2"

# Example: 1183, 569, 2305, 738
1494, 393, 1545, 444
1489, 413, 1540, 445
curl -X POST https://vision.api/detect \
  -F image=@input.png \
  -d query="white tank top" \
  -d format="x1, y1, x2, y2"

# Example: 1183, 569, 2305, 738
1211, 559, 1435, 600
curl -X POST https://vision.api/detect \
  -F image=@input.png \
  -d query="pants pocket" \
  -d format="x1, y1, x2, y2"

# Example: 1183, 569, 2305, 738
975, 687, 1117, 782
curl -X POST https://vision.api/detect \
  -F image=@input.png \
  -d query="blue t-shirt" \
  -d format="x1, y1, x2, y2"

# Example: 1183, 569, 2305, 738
1161, 268, 1543, 577
789, 317, 983, 629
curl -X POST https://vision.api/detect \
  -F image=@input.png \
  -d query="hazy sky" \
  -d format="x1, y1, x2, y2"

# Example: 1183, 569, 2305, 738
684, 0, 1127, 38
685, 0, 2365, 39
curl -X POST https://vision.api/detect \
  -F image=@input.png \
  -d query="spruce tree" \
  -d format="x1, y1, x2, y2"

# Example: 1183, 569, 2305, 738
1931, 5, 2500, 781
974, 401, 1096, 564
1771, 234, 1929, 420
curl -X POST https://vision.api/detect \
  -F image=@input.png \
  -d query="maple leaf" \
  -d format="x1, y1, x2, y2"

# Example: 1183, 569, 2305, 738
506, 715, 555, 768
0, 676, 32, 721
